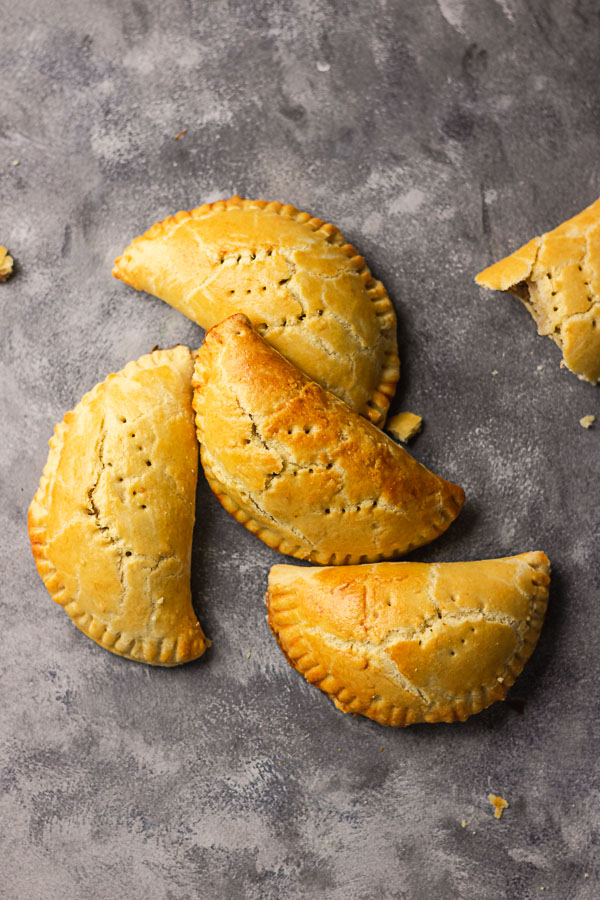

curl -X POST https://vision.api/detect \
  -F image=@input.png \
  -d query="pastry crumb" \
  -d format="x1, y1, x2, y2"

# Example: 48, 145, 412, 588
579, 415, 595, 429
387, 412, 423, 443
537, 365, 543, 371
461, 820, 467, 828
584, 873, 589, 879
491, 369, 499, 376
246, 651, 251, 658
174, 129, 187, 141
0, 246, 14, 281
12, 159, 19, 166
379, 747, 384, 752
316, 61, 330, 72
488, 793, 509, 819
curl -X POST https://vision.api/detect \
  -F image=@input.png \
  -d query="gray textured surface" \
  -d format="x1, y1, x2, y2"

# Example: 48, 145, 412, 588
1, 1, 599, 898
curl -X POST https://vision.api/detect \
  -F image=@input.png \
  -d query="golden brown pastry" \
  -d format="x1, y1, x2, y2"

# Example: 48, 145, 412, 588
113, 195, 399, 425
193, 314, 464, 564
28, 346, 208, 666
476, 196, 600, 383
267, 552, 550, 726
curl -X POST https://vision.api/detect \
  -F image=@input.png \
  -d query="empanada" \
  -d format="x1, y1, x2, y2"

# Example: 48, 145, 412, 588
28, 346, 208, 666
193, 314, 464, 564
267, 552, 550, 726
113, 196, 399, 425
476, 196, 600, 383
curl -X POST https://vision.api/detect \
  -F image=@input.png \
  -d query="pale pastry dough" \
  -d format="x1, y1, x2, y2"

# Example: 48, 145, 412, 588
193, 314, 464, 564
28, 346, 208, 666
113, 196, 399, 425
267, 552, 550, 726
476, 196, 600, 384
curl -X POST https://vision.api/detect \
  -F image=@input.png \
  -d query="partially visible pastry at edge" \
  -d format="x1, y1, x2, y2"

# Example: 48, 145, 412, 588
267, 552, 550, 726
28, 346, 208, 666
192, 314, 464, 565
113, 195, 399, 426
476, 196, 600, 384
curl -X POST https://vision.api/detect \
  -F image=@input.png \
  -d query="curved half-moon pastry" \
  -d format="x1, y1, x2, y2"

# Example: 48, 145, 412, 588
476, 196, 600, 384
113, 196, 399, 425
28, 346, 208, 666
193, 314, 464, 564
267, 552, 550, 726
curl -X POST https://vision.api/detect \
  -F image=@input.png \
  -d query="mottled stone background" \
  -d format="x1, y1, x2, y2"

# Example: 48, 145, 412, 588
1, 1, 599, 897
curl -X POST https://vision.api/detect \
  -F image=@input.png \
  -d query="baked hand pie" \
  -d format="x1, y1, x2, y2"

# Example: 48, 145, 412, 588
267, 552, 550, 726
476, 196, 600, 384
113, 195, 399, 426
28, 346, 208, 666
193, 314, 464, 564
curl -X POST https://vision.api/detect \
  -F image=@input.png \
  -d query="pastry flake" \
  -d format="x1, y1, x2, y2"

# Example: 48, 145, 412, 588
193, 314, 464, 565
113, 196, 399, 426
579, 414, 595, 429
0, 246, 13, 281
476, 197, 600, 384
488, 794, 509, 819
28, 346, 208, 666
387, 411, 423, 443
267, 552, 550, 725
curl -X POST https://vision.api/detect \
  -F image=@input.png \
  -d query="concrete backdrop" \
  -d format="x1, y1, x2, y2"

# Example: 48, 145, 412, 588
1, 1, 599, 897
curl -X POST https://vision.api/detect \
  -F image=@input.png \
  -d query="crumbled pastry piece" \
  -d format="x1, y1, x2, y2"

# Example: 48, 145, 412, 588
488, 793, 509, 819
0, 246, 13, 281
266, 551, 550, 725
580, 415, 595, 429
387, 411, 423, 443
28, 346, 208, 666
113, 195, 399, 426
193, 314, 465, 565
476, 196, 600, 384
461, 820, 467, 828
173, 129, 187, 140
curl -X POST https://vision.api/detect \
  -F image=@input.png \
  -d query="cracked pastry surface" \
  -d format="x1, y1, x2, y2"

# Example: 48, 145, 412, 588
476, 196, 600, 384
28, 346, 208, 666
192, 314, 464, 565
113, 195, 399, 426
267, 552, 550, 726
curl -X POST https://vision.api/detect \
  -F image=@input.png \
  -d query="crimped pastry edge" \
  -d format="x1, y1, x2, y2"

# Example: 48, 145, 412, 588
266, 552, 550, 726
27, 346, 208, 667
113, 195, 400, 426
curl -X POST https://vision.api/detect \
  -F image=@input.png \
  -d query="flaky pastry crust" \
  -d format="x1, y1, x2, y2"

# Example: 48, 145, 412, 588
267, 552, 550, 726
193, 314, 464, 564
28, 346, 208, 666
476, 196, 600, 383
113, 195, 399, 425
